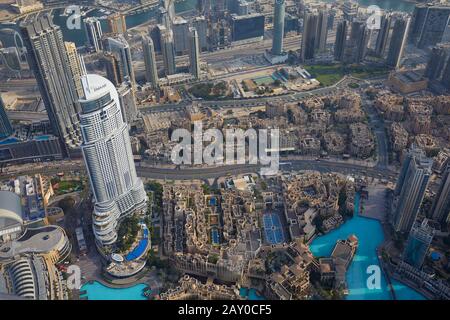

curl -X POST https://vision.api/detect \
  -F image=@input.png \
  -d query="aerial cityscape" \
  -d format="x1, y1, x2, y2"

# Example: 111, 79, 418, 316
0, 0, 450, 303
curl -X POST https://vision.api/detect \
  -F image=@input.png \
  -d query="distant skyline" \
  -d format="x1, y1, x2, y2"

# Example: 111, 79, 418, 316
322, 0, 415, 12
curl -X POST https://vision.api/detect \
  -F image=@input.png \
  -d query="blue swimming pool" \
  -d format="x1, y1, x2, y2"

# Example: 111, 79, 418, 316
34, 135, 52, 141
80, 281, 147, 300
310, 193, 425, 300
0, 137, 19, 145
125, 228, 149, 261
211, 228, 220, 245
239, 287, 265, 300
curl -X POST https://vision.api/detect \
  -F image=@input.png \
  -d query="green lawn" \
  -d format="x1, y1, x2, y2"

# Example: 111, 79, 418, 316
346, 64, 390, 79
304, 64, 345, 87
253, 75, 275, 86
56, 180, 83, 193
305, 64, 390, 87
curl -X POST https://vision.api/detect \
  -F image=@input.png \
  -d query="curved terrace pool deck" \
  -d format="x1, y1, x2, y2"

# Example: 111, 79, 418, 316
125, 227, 149, 261
310, 193, 425, 300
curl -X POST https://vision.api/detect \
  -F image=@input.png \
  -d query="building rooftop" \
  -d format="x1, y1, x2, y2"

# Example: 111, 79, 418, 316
396, 71, 424, 84
0, 191, 23, 230
0, 225, 68, 261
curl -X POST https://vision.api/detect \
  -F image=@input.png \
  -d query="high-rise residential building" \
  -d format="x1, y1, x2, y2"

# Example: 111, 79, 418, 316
431, 164, 450, 224
107, 13, 127, 36
64, 42, 84, 98
79, 73, 147, 247
409, 4, 450, 49
151, 24, 167, 52
211, 18, 231, 49
172, 17, 190, 55
213, 0, 227, 19
104, 35, 135, 84
0, 95, 13, 139
163, 0, 176, 23
440, 56, 450, 90
161, 28, 176, 75
343, 0, 358, 22
157, 7, 170, 29
315, 9, 329, 52
271, 0, 286, 56
202, 0, 212, 17
285, 13, 300, 33
386, 15, 411, 69
117, 81, 138, 124
142, 35, 159, 88
402, 219, 434, 269
20, 14, 81, 151
334, 19, 348, 61
375, 14, 391, 57
230, 13, 265, 43
441, 20, 450, 43
343, 20, 368, 64
84, 17, 103, 52
424, 43, 450, 82
327, 9, 335, 30
189, 28, 201, 79
409, 3, 428, 45
101, 52, 123, 87
192, 16, 208, 52
237, 0, 249, 15
392, 145, 433, 234
227, 0, 241, 14
301, 10, 318, 62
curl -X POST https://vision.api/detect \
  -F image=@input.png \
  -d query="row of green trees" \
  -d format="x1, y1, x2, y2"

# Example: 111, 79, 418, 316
116, 215, 140, 252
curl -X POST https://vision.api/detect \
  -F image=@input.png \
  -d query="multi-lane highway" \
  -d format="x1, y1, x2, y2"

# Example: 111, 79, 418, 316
0, 78, 37, 91
6, 110, 48, 122
0, 157, 398, 183
135, 160, 398, 181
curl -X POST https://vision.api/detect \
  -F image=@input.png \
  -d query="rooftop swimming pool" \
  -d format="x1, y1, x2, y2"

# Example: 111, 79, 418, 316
125, 227, 149, 261
310, 193, 425, 300
80, 281, 147, 300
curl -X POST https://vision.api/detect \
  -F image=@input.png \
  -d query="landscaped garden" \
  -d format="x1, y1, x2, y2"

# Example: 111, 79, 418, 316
52, 178, 84, 195
305, 64, 390, 87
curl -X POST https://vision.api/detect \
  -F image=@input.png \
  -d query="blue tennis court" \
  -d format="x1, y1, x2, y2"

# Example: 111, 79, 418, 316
263, 213, 284, 244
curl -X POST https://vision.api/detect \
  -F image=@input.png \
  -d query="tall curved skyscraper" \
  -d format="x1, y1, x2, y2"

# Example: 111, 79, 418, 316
79, 74, 147, 247
272, 0, 285, 56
